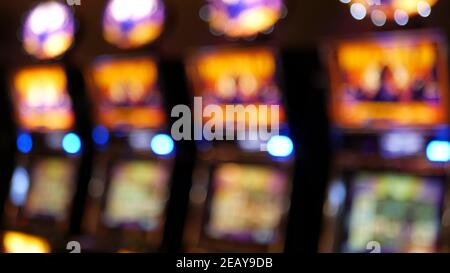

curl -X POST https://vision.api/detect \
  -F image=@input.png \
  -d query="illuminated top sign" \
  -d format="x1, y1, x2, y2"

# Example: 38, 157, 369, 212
207, 0, 283, 38
327, 32, 449, 129
103, 0, 165, 49
22, 1, 75, 60
186, 47, 285, 126
88, 56, 166, 131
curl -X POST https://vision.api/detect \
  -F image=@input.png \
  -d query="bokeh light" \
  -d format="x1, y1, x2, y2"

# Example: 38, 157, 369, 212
151, 134, 175, 156
340, 0, 439, 26
22, 1, 75, 60
62, 132, 82, 154
10, 167, 30, 206
17, 132, 33, 154
267, 135, 294, 158
207, 0, 284, 38
426, 140, 450, 163
103, 0, 165, 49
92, 125, 110, 146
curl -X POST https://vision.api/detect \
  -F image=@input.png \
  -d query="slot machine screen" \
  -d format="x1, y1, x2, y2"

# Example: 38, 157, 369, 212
89, 56, 166, 131
345, 172, 443, 253
11, 65, 75, 132
186, 48, 285, 126
25, 158, 76, 220
103, 160, 170, 231
205, 163, 288, 245
328, 32, 448, 129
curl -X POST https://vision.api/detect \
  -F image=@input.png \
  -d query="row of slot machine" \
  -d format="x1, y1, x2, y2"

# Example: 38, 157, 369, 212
0, 0, 296, 253
0, 0, 448, 253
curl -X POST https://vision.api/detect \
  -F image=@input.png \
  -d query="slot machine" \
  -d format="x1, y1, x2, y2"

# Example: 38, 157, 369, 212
184, 46, 294, 253
0, 1, 89, 253
320, 30, 450, 253
78, 0, 175, 253
182, 0, 295, 253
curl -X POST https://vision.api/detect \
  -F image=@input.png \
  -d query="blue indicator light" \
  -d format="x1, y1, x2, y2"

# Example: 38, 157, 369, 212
17, 133, 33, 154
62, 133, 82, 154
10, 167, 30, 206
92, 125, 110, 146
267, 135, 294, 158
151, 134, 175, 156
426, 141, 450, 162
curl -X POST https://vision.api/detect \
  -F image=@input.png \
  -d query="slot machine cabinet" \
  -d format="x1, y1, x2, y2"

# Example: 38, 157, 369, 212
0, 69, 16, 232
320, 30, 450, 253
183, 47, 295, 253
78, 0, 175, 253
80, 56, 175, 253
0, 1, 89, 253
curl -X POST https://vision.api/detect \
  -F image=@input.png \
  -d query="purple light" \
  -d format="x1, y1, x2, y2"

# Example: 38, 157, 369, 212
22, 1, 75, 60
207, 0, 283, 38
103, 0, 165, 49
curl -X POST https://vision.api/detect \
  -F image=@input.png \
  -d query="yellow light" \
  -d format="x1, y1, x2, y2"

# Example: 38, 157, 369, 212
3, 231, 51, 253
12, 66, 75, 132
89, 57, 166, 130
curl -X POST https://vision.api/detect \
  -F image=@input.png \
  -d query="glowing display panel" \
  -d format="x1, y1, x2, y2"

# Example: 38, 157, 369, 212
208, 0, 283, 38
206, 164, 288, 244
89, 57, 166, 131
3, 231, 51, 253
12, 66, 75, 132
24, 158, 76, 220
328, 33, 448, 129
103, 160, 170, 231
346, 172, 443, 253
187, 48, 285, 126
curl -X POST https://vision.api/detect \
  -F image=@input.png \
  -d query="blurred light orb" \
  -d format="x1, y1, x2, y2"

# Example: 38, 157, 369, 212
267, 135, 294, 158
62, 132, 82, 154
17, 132, 33, 154
426, 141, 450, 162
103, 0, 165, 49
394, 9, 409, 26
207, 0, 284, 38
370, 9, 387, 26
22, 1, 75, 60
151, 134, 175, 156
340, 0, 438, 26
92, 125, 110, 146
350, 3, 367, 20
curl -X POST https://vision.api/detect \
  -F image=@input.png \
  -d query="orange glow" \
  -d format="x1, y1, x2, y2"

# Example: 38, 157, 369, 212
12, 66, 75, 132
89, 57, 166, 130
328, 34, 449, 129
187, 48, 285, 126
348, 0, 438, 19
3, 231, 51, 253
104, 21, 163, 49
